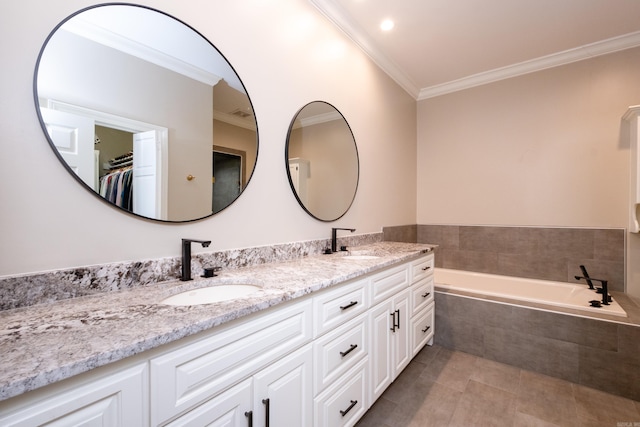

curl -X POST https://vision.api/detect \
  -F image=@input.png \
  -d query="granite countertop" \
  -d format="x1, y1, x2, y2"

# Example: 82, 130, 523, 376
0, 242, 434, 401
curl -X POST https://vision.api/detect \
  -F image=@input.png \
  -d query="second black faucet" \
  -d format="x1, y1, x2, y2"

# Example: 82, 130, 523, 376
331, 227, 356, 253
181, 238, 211, 281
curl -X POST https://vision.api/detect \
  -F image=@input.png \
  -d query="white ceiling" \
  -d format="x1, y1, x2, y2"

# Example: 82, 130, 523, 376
310, 0, 640, 99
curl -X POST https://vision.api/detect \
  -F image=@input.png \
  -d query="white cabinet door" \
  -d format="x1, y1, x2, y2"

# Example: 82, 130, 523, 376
368, 288, 411, 404
369, 298, 393, 403
0, 363, 148, 427
392, 289, 411, 378
252, 344, 313, 427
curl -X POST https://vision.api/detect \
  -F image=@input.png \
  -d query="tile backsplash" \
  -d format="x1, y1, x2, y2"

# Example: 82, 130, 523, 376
384, 224, 625, 292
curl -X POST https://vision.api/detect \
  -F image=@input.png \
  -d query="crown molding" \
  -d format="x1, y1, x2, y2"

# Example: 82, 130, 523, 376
300, 111, 342, 126
309, 1, 640, 101
62, 17, 223, 87
623, 105, 640, 121
418, 31, 640, 100
309, 0, 421, 98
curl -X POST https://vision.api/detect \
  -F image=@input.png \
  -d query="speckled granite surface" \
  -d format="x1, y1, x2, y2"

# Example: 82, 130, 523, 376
0, 232, 382, 311
0, 241, 433, 401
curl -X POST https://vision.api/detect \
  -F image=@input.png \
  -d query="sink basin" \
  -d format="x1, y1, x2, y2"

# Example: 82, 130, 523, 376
162, 284, 261, 306
340, 255, 380, 260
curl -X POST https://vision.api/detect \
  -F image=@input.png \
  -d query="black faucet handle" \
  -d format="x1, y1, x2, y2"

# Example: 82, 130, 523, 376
202, 266, 222, 278
576, 265, 595, 289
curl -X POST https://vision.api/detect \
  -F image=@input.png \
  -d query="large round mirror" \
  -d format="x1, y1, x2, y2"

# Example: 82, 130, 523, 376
286, 101, 359, 221
34, 4, 258, 222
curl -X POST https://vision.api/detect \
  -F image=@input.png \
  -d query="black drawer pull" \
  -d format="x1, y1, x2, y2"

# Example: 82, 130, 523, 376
340, 344, 358, 357
422, 325, 431, 333
422, 292, 431, 298
245, 411, 253, 427
340, 400, 358, 417
340, 301, 358, 310
262, 398, 270, 427
395, 309, 400, 330
422, 266, 431, 271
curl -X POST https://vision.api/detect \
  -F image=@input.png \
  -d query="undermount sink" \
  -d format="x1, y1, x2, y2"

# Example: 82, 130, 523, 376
340, 254, 380, 260
162, 284, 261, 306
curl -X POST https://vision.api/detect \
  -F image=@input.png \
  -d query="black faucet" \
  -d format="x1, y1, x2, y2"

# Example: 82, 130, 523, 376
575, 269, 610, 306
574, 265, 595, 289
181, 238, 211, 281
583, 278, 610, 306
331, 228, 355, 252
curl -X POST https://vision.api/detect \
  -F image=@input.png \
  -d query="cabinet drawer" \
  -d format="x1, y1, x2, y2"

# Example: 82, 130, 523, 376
410, 276, 434, 316
165, 378, 252, 427
150, 299, 312, 425
314, 358, 368, 427
411, 254, 434, 283
411, 303, 435, 357
371, 264, 410, 305
0, 363, 148, 427
313, 278, 368, 337
313, 313, 367, 394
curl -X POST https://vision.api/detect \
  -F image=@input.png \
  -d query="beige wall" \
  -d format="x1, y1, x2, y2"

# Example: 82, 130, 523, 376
417, 47, 640, 296
0, 0, 416, 276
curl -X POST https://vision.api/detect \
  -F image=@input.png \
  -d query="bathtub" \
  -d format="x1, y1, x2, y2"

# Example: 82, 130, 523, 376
434, 268, 627, 317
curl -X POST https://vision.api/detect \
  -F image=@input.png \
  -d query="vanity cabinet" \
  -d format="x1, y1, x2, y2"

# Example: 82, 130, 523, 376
0, 363, 148, 426
312, 277, 368, 338
163, 378, 252, 427
150, 299, 313, 425
0, 252, 435, 427
369, 288, 411, 403
311, 275, 370, 427
369, 261, 412, 403
251, 344, 313, 427
314, 357, 368, 427
369, 253, 434, 405
410, 255, 435, 356
161, 344, 313, 427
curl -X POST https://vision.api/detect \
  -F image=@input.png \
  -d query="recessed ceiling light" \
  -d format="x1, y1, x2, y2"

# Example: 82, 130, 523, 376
380, 19, 394, 31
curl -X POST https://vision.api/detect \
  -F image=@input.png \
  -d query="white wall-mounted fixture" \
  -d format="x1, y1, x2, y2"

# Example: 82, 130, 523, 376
624, 105, 640, 232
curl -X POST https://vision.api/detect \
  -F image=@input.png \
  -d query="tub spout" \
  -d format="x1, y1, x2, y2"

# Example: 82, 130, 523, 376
574, 265, 595, 290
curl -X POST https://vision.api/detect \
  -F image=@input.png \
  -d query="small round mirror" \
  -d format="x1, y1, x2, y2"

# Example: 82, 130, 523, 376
34, 4, 258, 222
286, 101, 359, 221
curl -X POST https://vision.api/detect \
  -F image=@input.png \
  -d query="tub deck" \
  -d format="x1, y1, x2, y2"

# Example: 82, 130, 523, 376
434, 268, 636, 321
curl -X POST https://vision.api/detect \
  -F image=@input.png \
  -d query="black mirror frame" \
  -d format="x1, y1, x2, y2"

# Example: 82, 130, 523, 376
33, 2, 259, 223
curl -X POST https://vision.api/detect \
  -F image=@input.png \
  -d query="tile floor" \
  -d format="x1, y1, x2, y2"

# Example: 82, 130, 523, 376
356, 344, 640, 427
